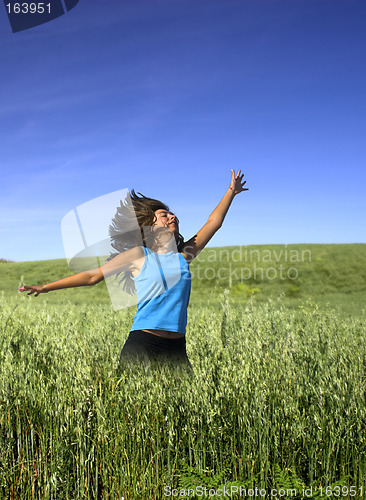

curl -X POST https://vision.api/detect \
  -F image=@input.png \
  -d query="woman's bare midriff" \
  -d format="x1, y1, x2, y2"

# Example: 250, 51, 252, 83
142, 329, 185, 339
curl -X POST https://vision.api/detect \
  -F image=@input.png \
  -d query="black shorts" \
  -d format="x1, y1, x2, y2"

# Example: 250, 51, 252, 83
119, 330, 191, 368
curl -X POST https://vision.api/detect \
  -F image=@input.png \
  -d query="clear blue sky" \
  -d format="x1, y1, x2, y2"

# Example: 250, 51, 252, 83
1, 0, 365, 262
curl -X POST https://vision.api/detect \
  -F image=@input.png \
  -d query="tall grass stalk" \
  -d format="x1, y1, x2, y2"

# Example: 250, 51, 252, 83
0, 296, 365, 498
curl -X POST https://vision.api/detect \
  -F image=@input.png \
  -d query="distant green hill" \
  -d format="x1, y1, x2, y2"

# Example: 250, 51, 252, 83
189, 243, 366, 316
1, 244, 365, 317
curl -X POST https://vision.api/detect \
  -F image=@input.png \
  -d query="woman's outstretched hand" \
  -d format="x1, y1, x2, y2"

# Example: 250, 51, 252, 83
230, 169, 248, 195
18, 285, 47, 297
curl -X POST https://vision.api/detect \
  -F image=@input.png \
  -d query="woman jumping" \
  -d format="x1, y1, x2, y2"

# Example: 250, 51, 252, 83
19, 170, 248, 368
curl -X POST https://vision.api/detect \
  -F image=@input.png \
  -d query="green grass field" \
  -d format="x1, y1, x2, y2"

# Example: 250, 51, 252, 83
2, 243, 365, 315
0, 244, 365, 498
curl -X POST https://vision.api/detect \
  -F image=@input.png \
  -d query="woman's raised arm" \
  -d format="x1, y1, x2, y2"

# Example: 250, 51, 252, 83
19, 246, 144, 297
181, 169, 248, 263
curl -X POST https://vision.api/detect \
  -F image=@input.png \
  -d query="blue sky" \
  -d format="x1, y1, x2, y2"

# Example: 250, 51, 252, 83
1, 0, 365, 262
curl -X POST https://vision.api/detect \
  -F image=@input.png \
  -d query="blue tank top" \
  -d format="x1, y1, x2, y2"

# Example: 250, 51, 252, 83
130, 247, 191, 334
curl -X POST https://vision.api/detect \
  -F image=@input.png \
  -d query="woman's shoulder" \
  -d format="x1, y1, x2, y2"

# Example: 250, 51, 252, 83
124, 246, 145, 258
179, 251, 191, 263
117, 246, 146, 268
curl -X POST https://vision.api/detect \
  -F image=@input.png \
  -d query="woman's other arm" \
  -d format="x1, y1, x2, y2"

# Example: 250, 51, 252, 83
19, 269, 104, 296
182, 170, 248, 263
19, 246, 144, 297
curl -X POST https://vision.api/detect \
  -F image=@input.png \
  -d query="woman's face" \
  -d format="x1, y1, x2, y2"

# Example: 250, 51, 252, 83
153, 209, 179, 233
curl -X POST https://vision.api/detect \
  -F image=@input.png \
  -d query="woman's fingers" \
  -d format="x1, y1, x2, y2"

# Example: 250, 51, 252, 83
229, 169, 248, 193
18, 286, 38, 296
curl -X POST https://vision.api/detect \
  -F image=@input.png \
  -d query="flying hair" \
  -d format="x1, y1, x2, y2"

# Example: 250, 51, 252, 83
108, 189, 185, 294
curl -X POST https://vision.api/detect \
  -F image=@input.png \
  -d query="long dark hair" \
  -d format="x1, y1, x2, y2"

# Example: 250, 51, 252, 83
108, 190, 184, 294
